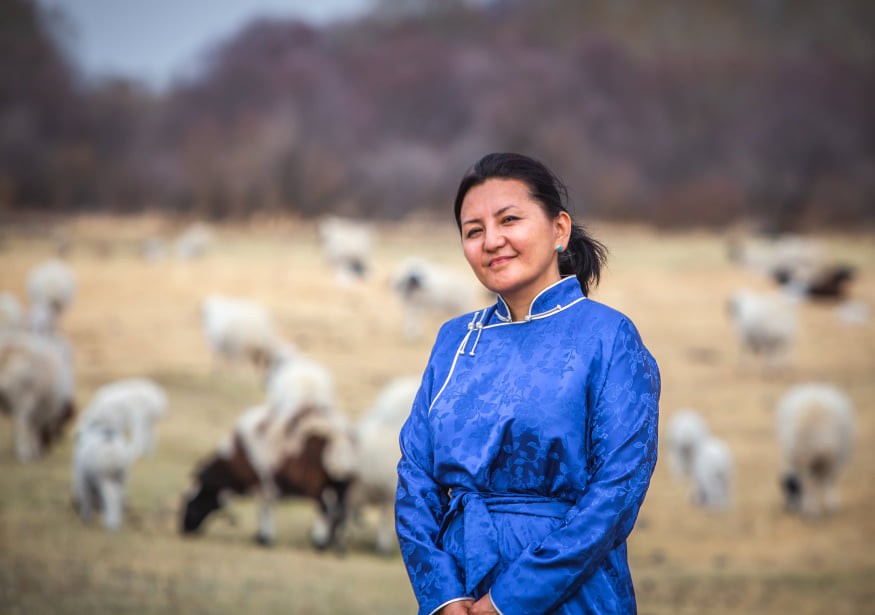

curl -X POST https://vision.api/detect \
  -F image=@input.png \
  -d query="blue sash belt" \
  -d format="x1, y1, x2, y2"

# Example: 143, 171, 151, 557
438, 490, 573, 594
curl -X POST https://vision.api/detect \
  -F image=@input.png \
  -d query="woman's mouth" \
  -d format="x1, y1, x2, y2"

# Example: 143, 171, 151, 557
489, 256, 514, 268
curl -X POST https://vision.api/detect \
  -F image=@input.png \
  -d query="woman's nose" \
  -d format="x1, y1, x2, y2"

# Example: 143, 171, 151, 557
483, 226, 505, 250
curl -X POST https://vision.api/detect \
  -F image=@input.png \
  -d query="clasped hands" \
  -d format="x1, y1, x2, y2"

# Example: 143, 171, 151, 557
440, 596, 499, 615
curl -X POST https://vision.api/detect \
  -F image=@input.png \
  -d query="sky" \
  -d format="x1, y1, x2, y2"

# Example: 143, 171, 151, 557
36, 0, 377, 91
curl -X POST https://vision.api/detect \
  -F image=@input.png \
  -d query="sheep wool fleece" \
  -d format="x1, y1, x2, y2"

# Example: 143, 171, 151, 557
396, 276, 661, 615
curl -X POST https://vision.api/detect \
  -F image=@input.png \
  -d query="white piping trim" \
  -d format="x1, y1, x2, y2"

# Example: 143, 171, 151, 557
488, 590, 505, 615
427, 597, 474, 615
428, 310, 482, 415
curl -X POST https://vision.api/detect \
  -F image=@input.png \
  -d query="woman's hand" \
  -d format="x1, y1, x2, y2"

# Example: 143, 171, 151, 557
469, 595, 499, 614
438, 599, 474, 615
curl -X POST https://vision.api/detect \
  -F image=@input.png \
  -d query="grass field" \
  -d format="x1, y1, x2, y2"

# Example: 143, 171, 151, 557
1, 214, 873, 614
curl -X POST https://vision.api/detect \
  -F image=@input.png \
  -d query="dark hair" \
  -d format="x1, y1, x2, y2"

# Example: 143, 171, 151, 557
453, 152, 607, 296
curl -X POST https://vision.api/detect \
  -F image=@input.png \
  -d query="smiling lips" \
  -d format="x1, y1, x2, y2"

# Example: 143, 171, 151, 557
488, 255, 515, 268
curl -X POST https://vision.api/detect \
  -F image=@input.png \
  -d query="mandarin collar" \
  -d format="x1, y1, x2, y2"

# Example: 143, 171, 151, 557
494, 276, 585, 322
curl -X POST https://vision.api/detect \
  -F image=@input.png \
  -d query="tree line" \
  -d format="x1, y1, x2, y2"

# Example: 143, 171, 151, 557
2, 0, 874, 230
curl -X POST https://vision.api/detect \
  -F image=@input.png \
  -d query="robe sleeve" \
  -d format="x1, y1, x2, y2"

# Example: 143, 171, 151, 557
489, 316, 661, 615
396, 336, 469, 615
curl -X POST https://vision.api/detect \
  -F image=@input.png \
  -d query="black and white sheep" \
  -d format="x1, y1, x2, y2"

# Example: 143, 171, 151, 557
727, 288, 799, 372
317, 216, 375, 284
776, 382, 855, 518
0, 331, 75, 462
390, 256, 483, 341
180, 400, 356, 550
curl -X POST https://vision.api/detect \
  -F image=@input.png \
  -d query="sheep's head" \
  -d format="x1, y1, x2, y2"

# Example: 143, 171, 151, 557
780, 472, 802, 512
180, 484, 222, 534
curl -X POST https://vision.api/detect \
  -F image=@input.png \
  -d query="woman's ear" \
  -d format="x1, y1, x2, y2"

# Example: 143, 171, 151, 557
554, 211, 572, 247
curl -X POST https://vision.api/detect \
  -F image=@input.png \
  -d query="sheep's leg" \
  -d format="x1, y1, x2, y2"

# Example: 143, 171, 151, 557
255, 480, 278, 545
310, 511, 331, 549
99, 477, 126, 531
14, 398, 40, 462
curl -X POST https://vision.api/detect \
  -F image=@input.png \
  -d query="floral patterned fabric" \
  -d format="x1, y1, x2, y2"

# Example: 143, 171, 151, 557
396, 277, 661, 615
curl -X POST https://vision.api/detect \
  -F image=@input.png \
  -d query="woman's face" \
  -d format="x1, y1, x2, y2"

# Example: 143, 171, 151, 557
459, 178, 570, 317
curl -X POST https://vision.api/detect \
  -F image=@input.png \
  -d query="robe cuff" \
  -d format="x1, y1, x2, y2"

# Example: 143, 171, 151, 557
427, 596, 473, 615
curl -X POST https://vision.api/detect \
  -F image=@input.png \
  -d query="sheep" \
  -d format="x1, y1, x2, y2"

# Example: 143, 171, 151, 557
776, 383, 855, 518
0, 292, 23, 332
264, 353, 334, 420
180, 400, 357, 550
71, 421, 134, 531
316, 216, 375, 284
690, 436, 734, 511
346, 375, 419, 554
174, 223, 212, 260
772, 263, 856, 301
70, 379, 168, 530
76, 378, 168, 460
390, 256, 483, 341
666, 408, 711, 482
0, 331, 75, 462
727, 233, 824, 279
727, 288, 799, 372
26, 258, 76, 332
201, 294, 281, 373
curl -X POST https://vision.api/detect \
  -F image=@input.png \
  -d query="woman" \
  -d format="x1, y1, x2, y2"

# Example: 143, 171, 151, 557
395, 153, 660, 615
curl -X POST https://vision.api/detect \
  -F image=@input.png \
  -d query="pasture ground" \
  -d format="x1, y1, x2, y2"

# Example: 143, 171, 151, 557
1, 214, 873, 614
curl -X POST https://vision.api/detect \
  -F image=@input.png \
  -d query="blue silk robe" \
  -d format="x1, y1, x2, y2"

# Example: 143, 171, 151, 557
396, 277, 660, 615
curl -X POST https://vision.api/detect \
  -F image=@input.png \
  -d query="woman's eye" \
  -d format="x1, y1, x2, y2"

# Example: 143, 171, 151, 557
465, 228, 482, 239
502, 215, 519, 224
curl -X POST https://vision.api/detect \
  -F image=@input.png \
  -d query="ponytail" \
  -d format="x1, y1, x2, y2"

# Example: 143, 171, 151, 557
559, 224, 607, 297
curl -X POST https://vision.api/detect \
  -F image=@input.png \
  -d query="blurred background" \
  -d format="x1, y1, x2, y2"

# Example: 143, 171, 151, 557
3, 0, 874, 229
2, 2, 875, 614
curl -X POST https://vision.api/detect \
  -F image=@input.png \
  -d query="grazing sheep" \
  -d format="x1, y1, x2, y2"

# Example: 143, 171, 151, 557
727, 233, 824, 279
174, 223, 212, 260
390, 256, 483, 341
690, 436, 734, 511
727, 288, 799, 372
71, 422, 134, 531
772, 264, 856, 301
776, 383, 855, 518
0, 292, 23, 331
76, 378, 168, 460
347, 375, 419, 554
0, 331, 75, 462
317, 216, 375, 284
180, 401, 356, 550
201, 294, 280, 372
26, 258, 76, 332
666, 408, 711, 482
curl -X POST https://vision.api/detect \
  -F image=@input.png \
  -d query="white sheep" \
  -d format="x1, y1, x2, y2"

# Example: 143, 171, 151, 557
71, 422, 134, 531
0, 292, 23, 331
727, 288, 799, 372
317, 216, 375, 284
0, 331, 75, 462
776, 382, 855, 518
76, 378, 168, 460
347, 375, 419, 554
201, 294, 281, 372
264, 352, 334, 415
666, 408, 711, 482
390, 256, 483, 341
174, 223, 212, 260
690, 436, 734, 511
26, 258, 76, 332
727, 233, 824, 279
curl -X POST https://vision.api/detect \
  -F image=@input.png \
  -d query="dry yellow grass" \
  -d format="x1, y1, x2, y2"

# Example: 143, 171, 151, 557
1, 215, 873, 614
